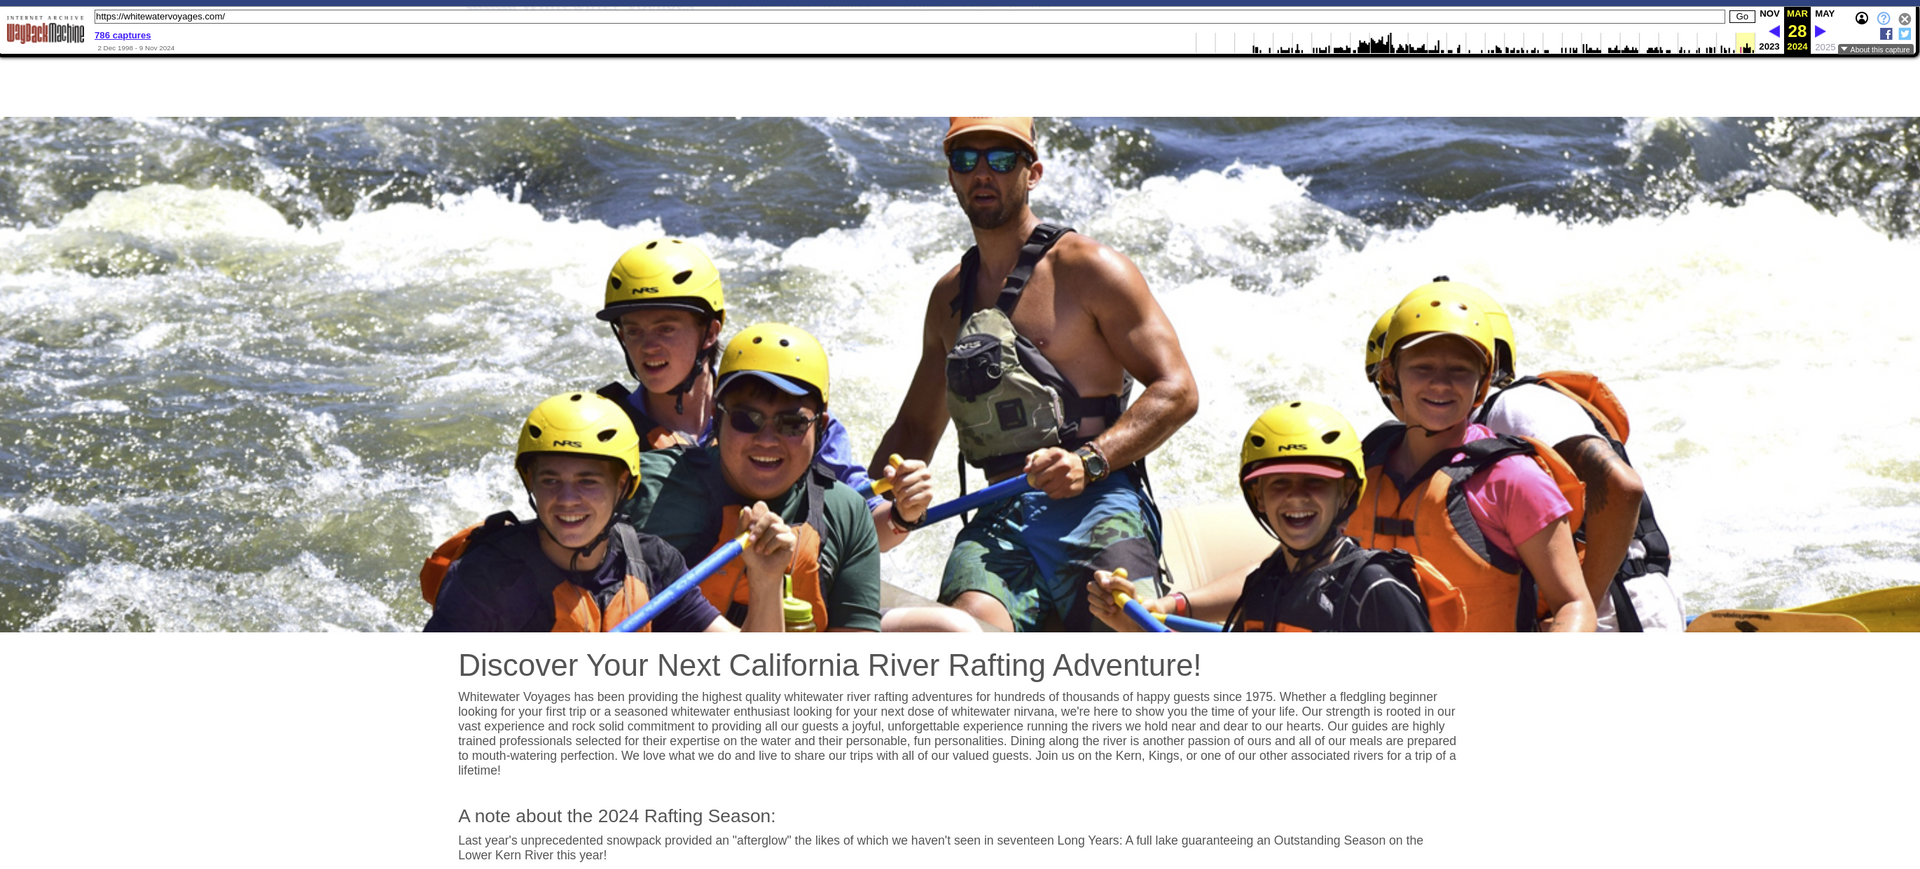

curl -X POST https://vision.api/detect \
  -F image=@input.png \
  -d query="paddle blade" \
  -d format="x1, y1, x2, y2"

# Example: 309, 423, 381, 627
1686, 609, 1868, 633
1785, 585, 1920, 632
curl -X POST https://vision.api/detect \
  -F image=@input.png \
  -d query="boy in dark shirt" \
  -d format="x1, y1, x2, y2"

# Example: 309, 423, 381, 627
426, 391, 790, 632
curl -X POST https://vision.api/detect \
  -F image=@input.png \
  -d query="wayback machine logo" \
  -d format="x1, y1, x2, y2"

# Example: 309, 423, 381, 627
7, 21, 86, 44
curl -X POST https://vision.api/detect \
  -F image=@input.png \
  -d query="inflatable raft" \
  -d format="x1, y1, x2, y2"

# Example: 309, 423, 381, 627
1127, 501, 1920, 632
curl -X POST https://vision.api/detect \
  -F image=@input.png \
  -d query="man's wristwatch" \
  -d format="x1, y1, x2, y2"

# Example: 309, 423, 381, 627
887, 502, 922, 535
1074, 443, 1110, 485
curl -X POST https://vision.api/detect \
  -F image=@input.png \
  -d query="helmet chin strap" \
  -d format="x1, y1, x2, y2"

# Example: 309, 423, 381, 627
1382, 373, 1432, 437
1388, 372, 1476, 439
612, 323, 642, 382
667, 350, 702, 414
613, 315, 718, 415
528, 493, 619, 575
670, 319, 722, 413
1229, 485, 1358, 633
1277, 493, 1361, 578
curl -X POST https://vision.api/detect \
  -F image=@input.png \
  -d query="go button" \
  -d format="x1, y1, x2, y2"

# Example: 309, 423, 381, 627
1729, 10, 1756, 24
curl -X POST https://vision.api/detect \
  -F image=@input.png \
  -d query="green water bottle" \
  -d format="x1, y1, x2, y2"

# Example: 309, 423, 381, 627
781, 575, 815, 632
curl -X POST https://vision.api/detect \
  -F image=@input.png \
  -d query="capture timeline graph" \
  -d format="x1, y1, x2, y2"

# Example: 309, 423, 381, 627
1224, 7, 1918, 56
1247, 32, 1752, 54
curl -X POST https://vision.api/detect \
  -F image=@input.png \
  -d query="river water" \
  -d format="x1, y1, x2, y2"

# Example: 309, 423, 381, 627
2, 117, 1915, 631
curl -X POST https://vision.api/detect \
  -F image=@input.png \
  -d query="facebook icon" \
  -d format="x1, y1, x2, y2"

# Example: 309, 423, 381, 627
1883, 27, 1895, 40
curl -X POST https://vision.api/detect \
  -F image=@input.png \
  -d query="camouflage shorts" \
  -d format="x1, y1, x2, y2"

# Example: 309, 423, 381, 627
939, 474, 1164, 632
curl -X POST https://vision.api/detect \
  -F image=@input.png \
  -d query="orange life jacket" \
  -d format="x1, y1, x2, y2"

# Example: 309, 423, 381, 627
424, 518, 652, 632
1396, 551, 1466, 632
1476, 372, 1674, 629
420, 511, 516, 605
1346, 423, 1585, 632
552, 535, 652, 632
700, 512, 828, 630
1508, 371, 1632, 443
1229, 543, 1467, 633
691, 455, 836, 630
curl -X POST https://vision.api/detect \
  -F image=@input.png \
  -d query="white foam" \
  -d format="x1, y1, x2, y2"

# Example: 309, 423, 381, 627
410, 462, 522, 544
113, 322, 179, 353
28, 553, 409, 632
59, 183, 296, 243
64, 400, 130, 414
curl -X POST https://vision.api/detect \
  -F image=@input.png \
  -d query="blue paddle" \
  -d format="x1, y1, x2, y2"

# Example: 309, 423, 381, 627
617, 464, 1033, 632
1109, 568, 1222, 633
613, 532, 746, 633
858, 453, 1034, 526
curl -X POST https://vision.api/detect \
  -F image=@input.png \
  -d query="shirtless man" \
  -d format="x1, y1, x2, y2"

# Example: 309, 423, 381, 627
868, 117, 1198, 632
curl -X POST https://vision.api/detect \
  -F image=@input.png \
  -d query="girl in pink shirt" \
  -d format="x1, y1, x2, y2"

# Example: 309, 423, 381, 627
1359, 293, 1595, 632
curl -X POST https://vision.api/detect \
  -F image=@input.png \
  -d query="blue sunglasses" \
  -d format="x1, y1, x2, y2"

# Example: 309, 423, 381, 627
948, 147, 1031, 174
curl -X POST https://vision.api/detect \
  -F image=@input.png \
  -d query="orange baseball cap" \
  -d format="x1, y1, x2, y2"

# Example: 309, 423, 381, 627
944, 117, 1037, 155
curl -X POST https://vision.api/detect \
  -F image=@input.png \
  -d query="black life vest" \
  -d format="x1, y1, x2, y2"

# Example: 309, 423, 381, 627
1222, 542, 1442, 633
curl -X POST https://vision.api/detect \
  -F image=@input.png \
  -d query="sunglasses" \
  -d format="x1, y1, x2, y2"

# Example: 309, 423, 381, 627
720, 405, 818, 439
948, 147, 1030, 174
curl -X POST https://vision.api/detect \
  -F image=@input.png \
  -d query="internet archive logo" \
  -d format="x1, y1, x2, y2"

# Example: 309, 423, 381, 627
7, 22, 86, 44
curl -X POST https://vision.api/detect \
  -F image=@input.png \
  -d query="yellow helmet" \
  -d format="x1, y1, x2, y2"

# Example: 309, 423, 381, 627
514, 392, 642, 500
598, 238, 726, 324
1400, 277, 1515, 387
1381, 291, 1497, 403
715, 322, 830, 407
1364, 305, 1395, 393
1238, 400, 1366, 532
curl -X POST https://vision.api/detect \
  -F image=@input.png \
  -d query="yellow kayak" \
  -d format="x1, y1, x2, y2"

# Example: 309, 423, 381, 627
891, 492, 1920, 633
